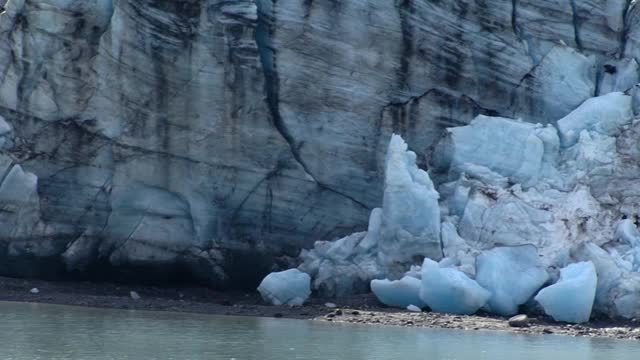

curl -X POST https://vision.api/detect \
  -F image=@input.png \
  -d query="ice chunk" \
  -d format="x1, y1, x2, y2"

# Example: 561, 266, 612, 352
534, 262, 597, 323
557, 92, 633, 147
404, 265, 422, 279
476, 246, 549, 316
357, 208, 382, 252
441, 221, 477, 276
615, 219, 640, 247
419, 259, 490, 315
371, 276, 426, 309
257, 269, 311, 306
435, 115, 559, 187
378, 134, 442, 273
571, 243, 640, 318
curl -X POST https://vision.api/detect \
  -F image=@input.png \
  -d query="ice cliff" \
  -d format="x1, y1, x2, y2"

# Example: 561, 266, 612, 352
2, 0, 640, 313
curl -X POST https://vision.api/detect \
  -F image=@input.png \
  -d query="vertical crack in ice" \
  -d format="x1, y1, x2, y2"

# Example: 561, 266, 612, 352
569, 0, 584, 51
254, 0, 370, 210
619, 0, 634, 58
511, 0, 519, 38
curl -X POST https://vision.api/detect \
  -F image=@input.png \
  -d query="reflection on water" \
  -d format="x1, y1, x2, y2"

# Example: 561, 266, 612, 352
0, 301, 638, 360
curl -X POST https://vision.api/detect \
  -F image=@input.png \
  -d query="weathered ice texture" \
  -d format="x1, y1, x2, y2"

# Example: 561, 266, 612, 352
0, 0, 640, 290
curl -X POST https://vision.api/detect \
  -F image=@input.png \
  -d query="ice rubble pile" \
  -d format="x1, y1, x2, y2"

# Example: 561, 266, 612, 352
259, 91, 640, 322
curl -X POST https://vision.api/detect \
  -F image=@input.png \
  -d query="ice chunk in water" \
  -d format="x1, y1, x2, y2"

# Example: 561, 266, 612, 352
371, 276, 426, 309
419, 259, 490, 315
258, 269, 311, 306
534, 261, 597, 323
476, 246, 549, 316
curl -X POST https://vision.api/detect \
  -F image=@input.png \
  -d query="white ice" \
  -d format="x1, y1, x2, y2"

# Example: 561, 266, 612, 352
257, 269, 311, 306
534, 261, 597, 323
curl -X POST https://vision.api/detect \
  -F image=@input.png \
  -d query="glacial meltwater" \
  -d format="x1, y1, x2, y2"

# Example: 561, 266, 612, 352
1, 302, 639, 360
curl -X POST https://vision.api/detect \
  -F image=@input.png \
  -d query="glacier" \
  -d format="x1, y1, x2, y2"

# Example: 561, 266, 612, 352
5, 0, 640, 323
534, 261, 597, 324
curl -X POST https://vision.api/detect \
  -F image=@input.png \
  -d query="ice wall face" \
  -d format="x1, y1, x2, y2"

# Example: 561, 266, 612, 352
0, 0, 639, 289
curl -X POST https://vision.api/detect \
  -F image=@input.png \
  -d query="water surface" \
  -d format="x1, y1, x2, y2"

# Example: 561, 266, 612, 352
0, 301, 638, 360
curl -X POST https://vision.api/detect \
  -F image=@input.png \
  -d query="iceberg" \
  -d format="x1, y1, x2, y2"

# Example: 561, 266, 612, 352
419, 259, 490, 315
534, 261, 597, 323
257, 269, 311, 306
371, 276, 426, 309
476, 246, 549, 316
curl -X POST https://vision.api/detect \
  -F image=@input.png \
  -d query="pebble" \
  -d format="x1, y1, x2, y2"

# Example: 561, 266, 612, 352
324, 302, 337, 308
130, 291, 141, 300
406, 305, 422, 313
29, 288, 39, 294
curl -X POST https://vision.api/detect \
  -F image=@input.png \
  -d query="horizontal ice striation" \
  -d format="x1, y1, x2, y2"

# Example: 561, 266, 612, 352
535, 261, 597, 324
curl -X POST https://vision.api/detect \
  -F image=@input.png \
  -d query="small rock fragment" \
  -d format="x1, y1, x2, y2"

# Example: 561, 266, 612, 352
29, 288, 39, 294
130, 291, 141, 300
324, 302, 337, 308
407, 305, 422, 312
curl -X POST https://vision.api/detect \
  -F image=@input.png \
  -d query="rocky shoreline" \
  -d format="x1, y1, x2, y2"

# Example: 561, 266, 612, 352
0, 276, 638, 341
